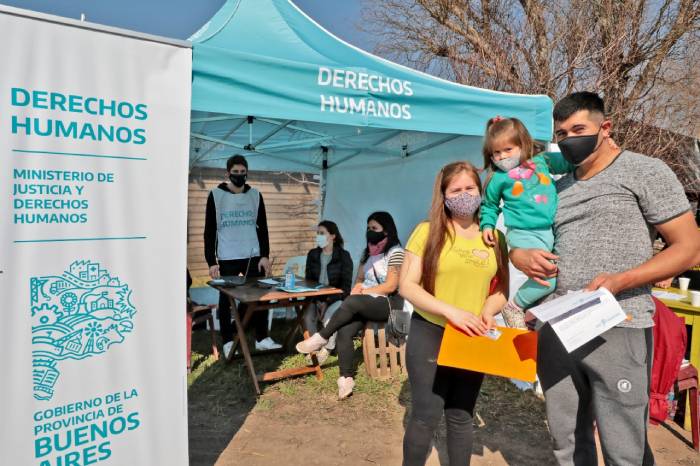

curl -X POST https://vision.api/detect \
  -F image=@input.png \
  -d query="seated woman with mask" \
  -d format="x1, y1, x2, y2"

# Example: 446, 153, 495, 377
297, 211, 404, 399
302, 220, 354, 364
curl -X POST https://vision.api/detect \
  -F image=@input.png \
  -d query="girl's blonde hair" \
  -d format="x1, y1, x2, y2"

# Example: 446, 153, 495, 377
482, 117, 545, 171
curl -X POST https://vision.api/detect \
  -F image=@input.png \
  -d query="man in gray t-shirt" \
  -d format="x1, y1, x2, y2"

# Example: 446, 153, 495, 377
553, 150, 690, 328
511, 92, 700, 466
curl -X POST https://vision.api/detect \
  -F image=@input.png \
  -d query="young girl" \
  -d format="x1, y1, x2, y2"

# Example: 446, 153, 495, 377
480, 116, 572, 328
400, 161, 508, 466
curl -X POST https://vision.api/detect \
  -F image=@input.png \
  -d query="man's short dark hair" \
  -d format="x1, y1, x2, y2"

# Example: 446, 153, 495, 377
553, 92, 605, 122
226, 154, 248, 171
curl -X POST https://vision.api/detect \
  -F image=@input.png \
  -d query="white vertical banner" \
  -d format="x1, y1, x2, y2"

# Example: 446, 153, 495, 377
0, 7, 191, 466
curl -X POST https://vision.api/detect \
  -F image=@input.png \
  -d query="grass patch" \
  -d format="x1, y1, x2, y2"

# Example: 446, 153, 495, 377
188, 326, 404, 418
255, 398, 274, 411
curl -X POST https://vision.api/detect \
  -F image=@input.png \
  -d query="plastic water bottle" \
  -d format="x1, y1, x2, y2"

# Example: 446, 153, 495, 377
285, 269, 295, 289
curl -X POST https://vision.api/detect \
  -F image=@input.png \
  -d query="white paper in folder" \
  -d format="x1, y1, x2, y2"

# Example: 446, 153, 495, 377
526, 288, 627, 352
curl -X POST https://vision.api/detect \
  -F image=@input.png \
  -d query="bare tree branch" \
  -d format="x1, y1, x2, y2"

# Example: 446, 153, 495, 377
362, 0, 700, 191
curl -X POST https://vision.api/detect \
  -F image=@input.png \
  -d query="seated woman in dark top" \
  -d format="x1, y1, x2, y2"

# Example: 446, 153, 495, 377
302, 220, 353, 364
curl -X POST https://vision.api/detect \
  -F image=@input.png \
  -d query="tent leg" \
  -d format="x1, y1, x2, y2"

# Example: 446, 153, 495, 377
319, 146, 328, 221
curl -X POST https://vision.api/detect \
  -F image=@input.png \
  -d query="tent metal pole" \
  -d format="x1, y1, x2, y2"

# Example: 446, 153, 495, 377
332, 139, 400, 158
406, 135, 461, 157
319, 146, 328, 220
254, 121, 400, 155
190, 133, 319, 170
333, 129, 402, 157
257, 117, 327, 138
257, 131, 363, 151
191, 132, 249, 150
373, 130, 403, 146
258, 135, 334, 151
327, 150, 362, 169
190, 118, 247, 167
191, 115, 245, 124
197, 152, 319, 170
328, 130, 402, 167
246, 120, 294, 150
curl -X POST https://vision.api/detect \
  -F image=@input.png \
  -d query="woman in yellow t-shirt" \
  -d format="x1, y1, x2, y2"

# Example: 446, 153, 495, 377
400, 161, 509, 466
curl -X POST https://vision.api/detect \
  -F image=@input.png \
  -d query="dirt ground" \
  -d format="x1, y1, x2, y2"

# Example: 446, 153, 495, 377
187, 328, 699, 466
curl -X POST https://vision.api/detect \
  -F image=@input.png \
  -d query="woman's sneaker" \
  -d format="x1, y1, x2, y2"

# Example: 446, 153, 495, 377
295, 333, 328, 354
223, 341, 234, 359
501, 300, 526, 329
337, 376, 355, 400
305, 347, 330, 366
255, 337, 282, 351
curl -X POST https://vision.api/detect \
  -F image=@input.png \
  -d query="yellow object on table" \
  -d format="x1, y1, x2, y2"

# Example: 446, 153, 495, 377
654, 286, 700, 430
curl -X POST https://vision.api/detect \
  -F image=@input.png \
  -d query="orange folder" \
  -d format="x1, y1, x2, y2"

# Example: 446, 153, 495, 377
437, 324, 538, 382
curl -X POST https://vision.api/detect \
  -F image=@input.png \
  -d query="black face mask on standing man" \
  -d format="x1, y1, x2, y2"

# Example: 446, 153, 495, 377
557, 129, 603, 166
229, 173, 247, 188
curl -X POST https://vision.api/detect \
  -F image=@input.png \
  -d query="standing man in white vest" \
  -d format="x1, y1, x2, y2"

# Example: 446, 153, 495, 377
204, 154, 281, 358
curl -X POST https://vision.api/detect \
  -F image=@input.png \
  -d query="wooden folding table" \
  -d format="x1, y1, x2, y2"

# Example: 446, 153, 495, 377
211, 279, 342, 395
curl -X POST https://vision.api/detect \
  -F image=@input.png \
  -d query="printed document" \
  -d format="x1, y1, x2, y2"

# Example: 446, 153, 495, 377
526, 288, 626, 352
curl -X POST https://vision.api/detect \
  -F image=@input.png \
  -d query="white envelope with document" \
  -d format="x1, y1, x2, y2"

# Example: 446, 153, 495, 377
526, 288, 627, 352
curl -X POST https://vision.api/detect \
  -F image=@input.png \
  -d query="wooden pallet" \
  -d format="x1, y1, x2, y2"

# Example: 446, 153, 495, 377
362, 322, 406, 379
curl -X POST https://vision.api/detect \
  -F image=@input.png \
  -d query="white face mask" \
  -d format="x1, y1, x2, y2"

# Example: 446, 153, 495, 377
316, 234, 329, 248
492, 155, 521, 172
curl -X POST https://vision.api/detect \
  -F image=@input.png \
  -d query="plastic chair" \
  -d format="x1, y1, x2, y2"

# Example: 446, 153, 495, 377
677, 364, 699, 451
282, 255, 307, 278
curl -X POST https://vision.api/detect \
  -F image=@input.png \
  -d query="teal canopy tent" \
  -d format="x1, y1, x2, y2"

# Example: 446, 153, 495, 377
189, 0, 554, 256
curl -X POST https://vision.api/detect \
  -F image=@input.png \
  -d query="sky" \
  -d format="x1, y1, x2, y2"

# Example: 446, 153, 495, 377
0, 0, 377, 51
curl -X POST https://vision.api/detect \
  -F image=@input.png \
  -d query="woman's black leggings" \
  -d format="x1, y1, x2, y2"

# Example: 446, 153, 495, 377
403, 313, 484, 466
319, 294, 390, 377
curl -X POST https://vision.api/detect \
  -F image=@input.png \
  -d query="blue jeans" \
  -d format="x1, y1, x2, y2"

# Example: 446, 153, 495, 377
507, 228, 556, 308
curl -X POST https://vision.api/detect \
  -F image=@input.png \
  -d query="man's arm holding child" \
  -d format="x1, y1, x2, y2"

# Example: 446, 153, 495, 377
512, 158, 700, 293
